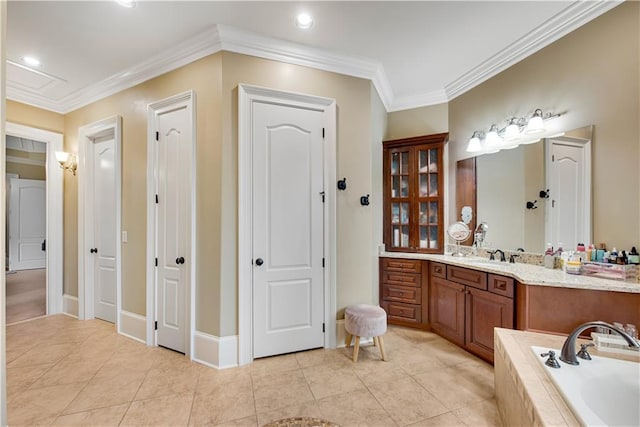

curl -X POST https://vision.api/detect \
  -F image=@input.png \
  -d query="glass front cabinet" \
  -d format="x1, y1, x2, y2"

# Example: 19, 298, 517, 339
383, 133, 447, 253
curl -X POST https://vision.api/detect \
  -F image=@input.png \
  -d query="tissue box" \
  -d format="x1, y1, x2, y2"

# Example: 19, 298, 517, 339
591, 332, 640, 355
581, 261, 638, 282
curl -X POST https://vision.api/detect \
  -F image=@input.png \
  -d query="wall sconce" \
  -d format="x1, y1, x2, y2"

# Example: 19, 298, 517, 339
466, 108, 562, 155
55, 151, 77, 175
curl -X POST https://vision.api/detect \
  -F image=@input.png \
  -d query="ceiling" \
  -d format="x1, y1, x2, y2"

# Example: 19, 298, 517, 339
6, 1, 620, 114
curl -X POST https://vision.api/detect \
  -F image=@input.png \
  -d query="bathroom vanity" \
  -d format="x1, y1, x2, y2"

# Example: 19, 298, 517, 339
379, 253, 640, 363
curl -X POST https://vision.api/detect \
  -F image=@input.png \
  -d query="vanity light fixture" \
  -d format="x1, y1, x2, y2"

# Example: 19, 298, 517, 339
115, 0, 136, 8
55, 151, 77, 176
525, 108, 545, 134
295, 13, 314, 29
465, 108, 562, 155
466, 131, 483, 153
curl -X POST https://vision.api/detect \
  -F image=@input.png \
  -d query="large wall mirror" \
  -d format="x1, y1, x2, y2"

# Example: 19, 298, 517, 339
456, 125, 593, 254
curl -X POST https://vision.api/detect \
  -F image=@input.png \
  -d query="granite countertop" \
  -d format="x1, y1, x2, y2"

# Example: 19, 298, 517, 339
380, 251, 640, 294
494, 328, 640, 426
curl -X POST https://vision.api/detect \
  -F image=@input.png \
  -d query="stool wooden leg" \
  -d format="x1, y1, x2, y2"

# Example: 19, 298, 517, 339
377, 335, 387, 361
353, 336, 361, 363
373, 337, 377, 347
345, 333, 353, 348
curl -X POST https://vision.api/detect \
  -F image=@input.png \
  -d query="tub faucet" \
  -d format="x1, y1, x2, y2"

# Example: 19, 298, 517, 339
560, 321, 640, 365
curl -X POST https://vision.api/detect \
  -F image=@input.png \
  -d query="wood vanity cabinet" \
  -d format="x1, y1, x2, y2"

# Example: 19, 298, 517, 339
379, 257, 430, 329
429, 263, 514, 363
383, 133, 447, 253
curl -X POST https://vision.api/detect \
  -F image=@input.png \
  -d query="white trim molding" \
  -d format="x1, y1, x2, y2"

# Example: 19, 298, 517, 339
119, 310, 147, 344
238, 84, 337, 366
5, 155, 46, 167
77, 116, 122, 327
5, 122, 64, 316
63, 294, 78, 318
193, 331, 238, 370
445, 0, 623, 100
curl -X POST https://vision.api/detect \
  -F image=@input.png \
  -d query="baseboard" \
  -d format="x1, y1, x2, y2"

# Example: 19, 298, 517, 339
335, 319, 373, 347
193, 330, 238, 369
62, 294, 78, 317
119, 310, 147, 344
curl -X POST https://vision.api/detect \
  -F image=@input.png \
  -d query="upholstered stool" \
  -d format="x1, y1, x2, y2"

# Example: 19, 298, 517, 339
344, 304, 387, 363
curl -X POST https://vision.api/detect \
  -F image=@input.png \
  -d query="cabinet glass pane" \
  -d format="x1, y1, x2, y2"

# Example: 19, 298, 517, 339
401, 152, 409, 174
392, 176, 400, 198
400, 203, 409, 224
420, 226, 429, 248
429, 201, 438, 223
419, 150, 429, 173
392, 225, 400, 247
419, 202, 428, 225
391, 203, 399, 224
419, 174, 428, 197
429, 149, 438, 172
402, 226, 409, 247
400, 176, 409, 197
429, 226, 438, 249
391, 152, 399, 175
392, 225, 410, 248
429, 173, 438, 196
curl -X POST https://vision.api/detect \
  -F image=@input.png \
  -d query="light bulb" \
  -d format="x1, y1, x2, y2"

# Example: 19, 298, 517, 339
295, 13, 314, 29
485, 125, 502, 147
503, 118, 520, 141
466, 132, 483, 153
526, 109, 545, 134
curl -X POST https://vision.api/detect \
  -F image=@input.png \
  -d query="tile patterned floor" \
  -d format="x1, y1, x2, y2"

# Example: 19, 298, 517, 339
6, 315, 501, 426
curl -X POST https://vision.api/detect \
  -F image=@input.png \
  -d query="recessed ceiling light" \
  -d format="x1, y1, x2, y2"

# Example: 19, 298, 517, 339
295, 13, 314, 30
22, 56, 41, 67
115, 0, 136, 8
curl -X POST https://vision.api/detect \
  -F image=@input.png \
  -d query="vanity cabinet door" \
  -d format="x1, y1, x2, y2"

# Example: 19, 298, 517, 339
429, 277, 465, 346
383, 133, 447, 253
465, 287, 514, 363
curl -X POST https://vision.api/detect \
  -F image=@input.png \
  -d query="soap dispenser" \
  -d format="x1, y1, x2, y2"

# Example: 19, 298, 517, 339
629, 247, 640, 265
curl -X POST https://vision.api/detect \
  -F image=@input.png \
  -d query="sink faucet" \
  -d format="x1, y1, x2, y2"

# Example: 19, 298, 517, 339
489, 249, 506, 262
560, 321, 640, 365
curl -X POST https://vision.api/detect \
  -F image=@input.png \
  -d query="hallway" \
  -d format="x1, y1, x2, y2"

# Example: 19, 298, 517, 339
6, 315, 500, 426
5, 268, 46, 324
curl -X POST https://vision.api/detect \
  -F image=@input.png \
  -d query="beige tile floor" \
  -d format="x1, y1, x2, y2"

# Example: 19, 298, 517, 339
6, 315, 501, 426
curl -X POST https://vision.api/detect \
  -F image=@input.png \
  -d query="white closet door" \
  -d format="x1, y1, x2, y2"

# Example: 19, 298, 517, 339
9, 178, 46, 270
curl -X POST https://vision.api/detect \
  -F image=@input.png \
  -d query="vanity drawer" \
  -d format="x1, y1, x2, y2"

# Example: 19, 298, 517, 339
382, 271, 421, 288
431, 262, 447, 279
447, 265, 487, 290
382, 284, 422, 304
488, 274, 514, 298
381, 301, 422, 324
381, 258, 422, 274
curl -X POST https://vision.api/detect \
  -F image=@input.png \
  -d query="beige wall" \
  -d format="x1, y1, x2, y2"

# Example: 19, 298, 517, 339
64, 54, 223, 318
59, 51, 380, 337
449, 2, 639, 250
6, 100, 64, 134
219, 52, 379, 335
385, 103, 448, 141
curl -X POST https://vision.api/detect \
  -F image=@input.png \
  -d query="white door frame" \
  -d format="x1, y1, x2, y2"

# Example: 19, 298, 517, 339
544, 135, 592, 248
146, 91, 196, 357
238, 84, 337, 365
77, 116, 122, 325
5, 122, 63, 316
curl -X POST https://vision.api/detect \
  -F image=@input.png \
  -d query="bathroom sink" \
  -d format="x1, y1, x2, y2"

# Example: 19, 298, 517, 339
468, 260, 511, 268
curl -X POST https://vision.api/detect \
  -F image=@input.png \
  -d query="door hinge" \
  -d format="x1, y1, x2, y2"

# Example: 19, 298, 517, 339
154, 321, 158, 330
552, 154, 555, 162
155, 194, 159, 204
155, 131, 159, 141
320, 191, 325, 203
322, 323, 325, 333
155, 257, 158, 267
322, 128, 325, 138
322, 258, 325, 268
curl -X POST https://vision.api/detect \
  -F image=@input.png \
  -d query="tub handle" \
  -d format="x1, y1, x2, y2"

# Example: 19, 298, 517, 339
540, 350, 561, 369
577, 343, 595, 360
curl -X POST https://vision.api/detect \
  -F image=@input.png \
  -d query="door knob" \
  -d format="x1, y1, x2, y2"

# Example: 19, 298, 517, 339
90, 248, 98, 254
176, 257, 185, 265
255, 258, 264, 266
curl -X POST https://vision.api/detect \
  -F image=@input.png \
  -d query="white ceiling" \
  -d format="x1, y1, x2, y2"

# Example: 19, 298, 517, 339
6, 1, 620, 113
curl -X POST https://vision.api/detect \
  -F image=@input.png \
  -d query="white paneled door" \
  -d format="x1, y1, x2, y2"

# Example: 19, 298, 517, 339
155, 102, 191, 354
9, 178, 46, 271
90, 135, 117, 323
252, 101, 325, 358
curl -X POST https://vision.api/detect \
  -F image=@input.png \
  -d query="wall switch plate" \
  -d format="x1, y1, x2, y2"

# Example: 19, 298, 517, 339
122, 231, 128, 243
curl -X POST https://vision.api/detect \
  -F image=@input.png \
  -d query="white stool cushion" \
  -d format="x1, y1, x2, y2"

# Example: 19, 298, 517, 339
345, 304, 387, 337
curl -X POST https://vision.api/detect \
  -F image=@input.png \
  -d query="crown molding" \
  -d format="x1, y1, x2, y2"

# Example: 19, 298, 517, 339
445, 0, 623, 100
389, 89, 448, 112
216, 25, 393, 110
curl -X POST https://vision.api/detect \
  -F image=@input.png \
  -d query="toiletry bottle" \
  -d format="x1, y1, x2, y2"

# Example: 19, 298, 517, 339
617, 250, 627, 265
544, 243, 555, 269
609, 247, 618, 264
628, 247, 640, 265
596, 243, 606, 262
